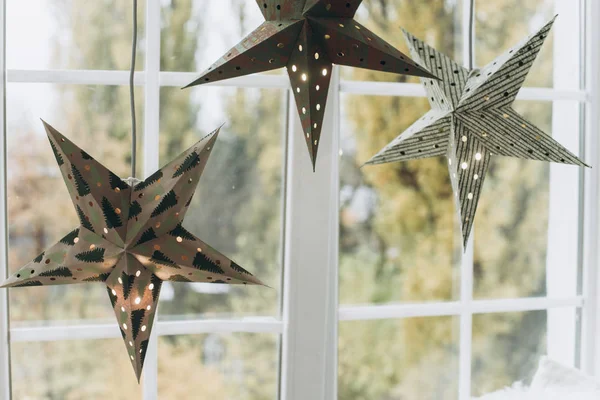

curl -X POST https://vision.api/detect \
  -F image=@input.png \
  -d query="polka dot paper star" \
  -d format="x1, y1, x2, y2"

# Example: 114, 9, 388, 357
184, 0, 437, 170
1, 121, 264, 381
367, 17, 588, 248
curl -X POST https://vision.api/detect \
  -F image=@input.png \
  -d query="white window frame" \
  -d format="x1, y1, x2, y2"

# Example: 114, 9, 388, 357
1, 1, 600, 399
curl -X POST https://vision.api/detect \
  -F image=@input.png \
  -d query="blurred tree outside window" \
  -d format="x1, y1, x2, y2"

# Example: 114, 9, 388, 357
3, 0, 587, 399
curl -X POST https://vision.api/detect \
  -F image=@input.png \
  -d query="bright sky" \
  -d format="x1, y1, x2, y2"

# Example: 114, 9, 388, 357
6, 1, 57, 131
6, 1, 55, 69
4, 0, 265, 139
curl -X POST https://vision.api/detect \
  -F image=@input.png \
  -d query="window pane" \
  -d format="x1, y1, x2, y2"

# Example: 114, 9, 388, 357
342, 1, 463, 82
7, 1, 145, 70
340, 94, 461, 305
11, 339, 143, 398
475, 0, 582, 89
158, 86, 285, 318
471, 310, 561, 396
473, 100, 581, 299
7, 83, 144, 322
339, 317, 459, 400
161, 0, 279, 75
158, 333, 279, 399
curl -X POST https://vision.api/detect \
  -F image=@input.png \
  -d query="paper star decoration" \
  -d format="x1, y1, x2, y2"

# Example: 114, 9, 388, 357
1, 121, 264, 381
367, 17, 588, 248
183, 0, 437, 170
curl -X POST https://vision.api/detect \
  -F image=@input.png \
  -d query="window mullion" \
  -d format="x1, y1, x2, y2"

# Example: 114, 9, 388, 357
280, 67, 340, 400
581, 0, 600, 377
459, 237, 474, 400
141, 0, 161, 399
0, 0, 10, 396
326, 66, 340, 400
5, 69, 289, 90
544, 0, 584, 367
6, 69, 146, 85
158, 72, 289, 89
458, 2, 475, 398
338, 296, 583, 321
339, 80, 588, 102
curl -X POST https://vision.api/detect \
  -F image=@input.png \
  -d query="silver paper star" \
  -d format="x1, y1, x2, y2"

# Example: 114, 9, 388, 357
367, 17, 588, 247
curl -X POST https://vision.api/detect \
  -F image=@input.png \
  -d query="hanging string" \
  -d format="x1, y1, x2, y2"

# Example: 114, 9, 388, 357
130, 0, 138, 178
468, 0, 475, 70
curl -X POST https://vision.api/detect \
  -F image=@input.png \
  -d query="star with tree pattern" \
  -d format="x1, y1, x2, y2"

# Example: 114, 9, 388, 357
367, 17, 589, 248
1, 121, 264, 381
183, 0, 438, 170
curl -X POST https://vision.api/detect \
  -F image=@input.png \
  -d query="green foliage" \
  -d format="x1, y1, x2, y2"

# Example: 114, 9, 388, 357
335, 1, 554, 398
101, 197, 123, 228
150, 190, 178, 218
74, 247, 105, 263
8, 0, 556, 397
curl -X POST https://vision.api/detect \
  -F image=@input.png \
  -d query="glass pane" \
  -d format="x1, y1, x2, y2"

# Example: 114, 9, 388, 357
475, 0, 582, 89
161, 0, 278, 74
472, 311, 552, 396
339, 317, 459, 400
158, 86, 285, 318
11, 339, 143, 398
473, 100, 581, 299
340, 94, 461, 305
158, 333, 279, 399
7, 1, 145, 70
7, 83, 144, 322
343, 0, 463, 82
